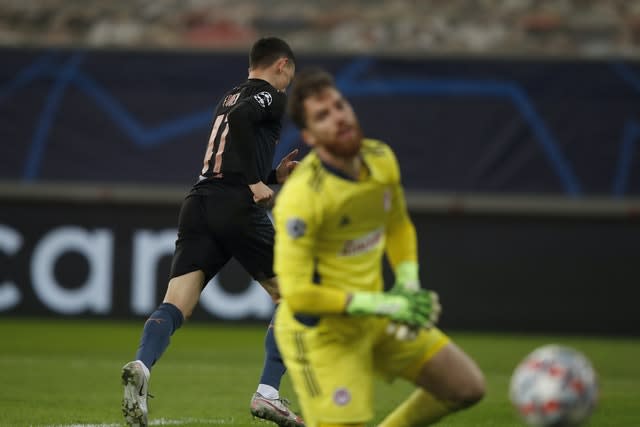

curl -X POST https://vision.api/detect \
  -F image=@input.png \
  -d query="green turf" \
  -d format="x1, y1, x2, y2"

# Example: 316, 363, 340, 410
0, 318, 638, 426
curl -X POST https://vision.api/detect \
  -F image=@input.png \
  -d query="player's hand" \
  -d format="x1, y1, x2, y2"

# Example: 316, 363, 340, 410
381, 261, 436, 340
345, 289, 435, 328
275, 148, 299, 184
249, 181, 275, 207
386, 286, 441, 341
258, 280, 281, 303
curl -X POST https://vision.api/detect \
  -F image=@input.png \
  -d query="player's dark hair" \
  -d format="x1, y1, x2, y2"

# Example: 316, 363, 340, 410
249, 37, 295, 70
287, 68, 335, 129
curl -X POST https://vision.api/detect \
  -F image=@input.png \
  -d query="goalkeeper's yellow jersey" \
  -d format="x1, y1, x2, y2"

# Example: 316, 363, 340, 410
273, 138, 417, 315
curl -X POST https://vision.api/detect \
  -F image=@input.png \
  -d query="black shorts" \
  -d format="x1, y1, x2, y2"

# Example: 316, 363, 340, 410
169, 183, 275, 284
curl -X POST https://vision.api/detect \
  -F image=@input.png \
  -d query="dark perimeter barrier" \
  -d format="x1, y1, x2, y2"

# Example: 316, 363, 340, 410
1, 182, 639, 336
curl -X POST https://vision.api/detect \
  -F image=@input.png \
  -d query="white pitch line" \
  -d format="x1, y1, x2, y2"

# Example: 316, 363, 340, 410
40, 418, 233, 427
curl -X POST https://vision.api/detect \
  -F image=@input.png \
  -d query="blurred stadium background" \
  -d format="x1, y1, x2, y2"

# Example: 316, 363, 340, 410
1, 1, 640, 426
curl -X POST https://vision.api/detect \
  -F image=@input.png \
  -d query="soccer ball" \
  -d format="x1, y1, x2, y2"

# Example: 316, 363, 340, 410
509, 345, 598, 426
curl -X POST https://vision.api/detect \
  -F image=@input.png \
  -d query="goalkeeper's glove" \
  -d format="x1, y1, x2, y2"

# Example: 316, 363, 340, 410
386, 261, 441, 340
385, 287, 441, 340
345, 289, 433, 328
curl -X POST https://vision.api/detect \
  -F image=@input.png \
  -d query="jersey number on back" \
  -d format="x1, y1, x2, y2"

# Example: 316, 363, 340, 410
201, 113, 229, 175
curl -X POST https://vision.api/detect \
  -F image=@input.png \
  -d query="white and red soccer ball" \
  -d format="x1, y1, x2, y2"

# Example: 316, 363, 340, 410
509, 345, 598, 426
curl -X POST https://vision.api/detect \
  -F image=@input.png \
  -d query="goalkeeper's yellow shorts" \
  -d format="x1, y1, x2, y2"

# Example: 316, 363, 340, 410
274, 303, 450, 427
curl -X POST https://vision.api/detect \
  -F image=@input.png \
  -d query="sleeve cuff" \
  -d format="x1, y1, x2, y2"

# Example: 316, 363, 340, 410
267, 169, 278, 184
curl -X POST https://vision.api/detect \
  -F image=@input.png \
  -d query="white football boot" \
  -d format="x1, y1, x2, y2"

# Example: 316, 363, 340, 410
250, 392, 305, 427
121, 360, 150, 427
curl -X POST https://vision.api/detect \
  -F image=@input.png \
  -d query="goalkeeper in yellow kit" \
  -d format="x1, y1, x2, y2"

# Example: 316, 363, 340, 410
272, 68, 485, 427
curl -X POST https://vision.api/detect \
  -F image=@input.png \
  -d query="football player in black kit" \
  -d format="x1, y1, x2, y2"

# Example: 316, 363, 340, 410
121, 37, 303, 427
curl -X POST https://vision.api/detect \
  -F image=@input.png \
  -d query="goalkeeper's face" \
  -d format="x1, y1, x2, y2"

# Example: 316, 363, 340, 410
301, 87, 363, 158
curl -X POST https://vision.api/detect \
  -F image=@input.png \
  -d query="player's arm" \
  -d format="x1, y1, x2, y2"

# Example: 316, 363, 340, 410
383, 147, 441, 337
386, 183, 422, 291
274, 185, 431, 327
384, 148, 420, 290
227, 89, 286, 186
276, 250, 431, 327
281, 272, 433, 328
227, 100, 262, 185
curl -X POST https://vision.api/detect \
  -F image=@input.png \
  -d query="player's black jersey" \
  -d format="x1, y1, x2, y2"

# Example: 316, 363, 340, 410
195, 78, 285, 190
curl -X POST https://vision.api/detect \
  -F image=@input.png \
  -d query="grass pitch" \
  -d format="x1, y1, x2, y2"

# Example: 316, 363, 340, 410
0, 318, 638, 426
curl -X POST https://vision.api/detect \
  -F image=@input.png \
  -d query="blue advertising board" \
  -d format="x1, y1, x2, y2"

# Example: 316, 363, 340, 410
1, 48, 640, 196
